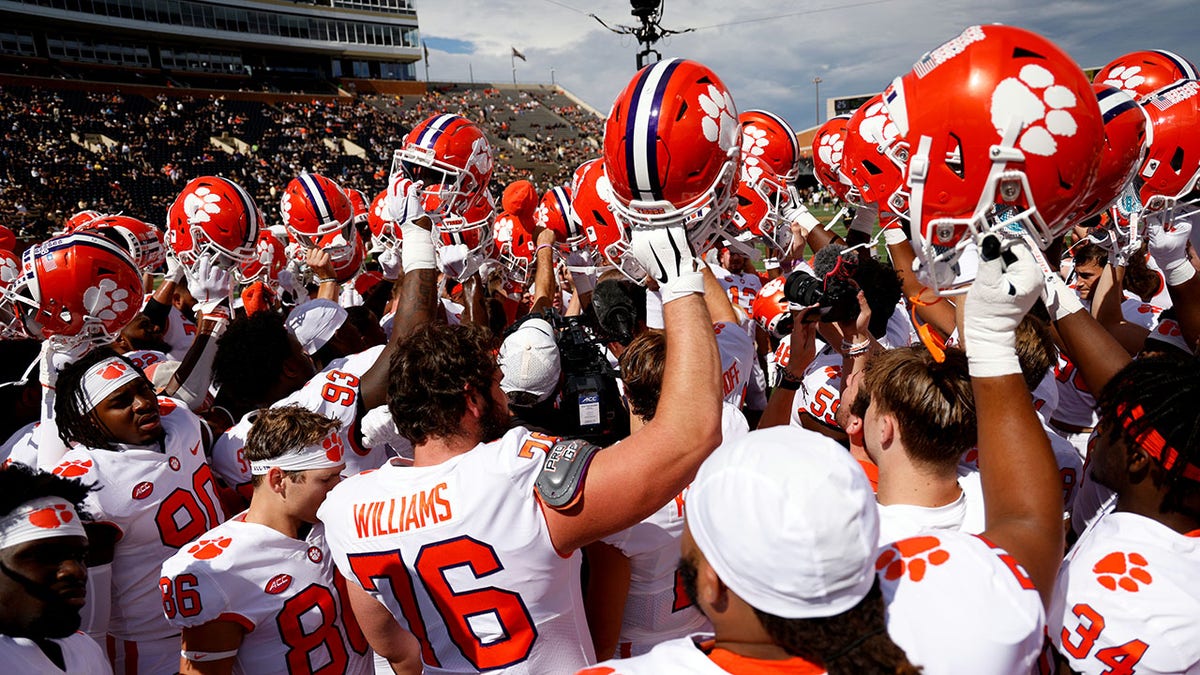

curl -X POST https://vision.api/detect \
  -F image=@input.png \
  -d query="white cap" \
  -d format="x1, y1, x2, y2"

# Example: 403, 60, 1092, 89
286, 299, 348, 355
498, 318, 561, 403
687, 426, 879, 619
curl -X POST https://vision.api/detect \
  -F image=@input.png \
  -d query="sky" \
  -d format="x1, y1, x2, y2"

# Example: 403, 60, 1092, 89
414, 0, 1200, 132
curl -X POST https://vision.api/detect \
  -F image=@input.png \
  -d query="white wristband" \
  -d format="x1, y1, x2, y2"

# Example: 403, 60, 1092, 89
1165, 260, 1197, 287
400, 222, 436, 273
883, 228, 908, 246
183, 649, 240, 662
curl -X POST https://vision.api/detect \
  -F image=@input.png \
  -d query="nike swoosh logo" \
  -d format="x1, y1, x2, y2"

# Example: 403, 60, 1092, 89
190, 442, 200, 456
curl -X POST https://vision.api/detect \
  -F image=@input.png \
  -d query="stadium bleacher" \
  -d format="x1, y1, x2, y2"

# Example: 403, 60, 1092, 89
0, 77, 604, 242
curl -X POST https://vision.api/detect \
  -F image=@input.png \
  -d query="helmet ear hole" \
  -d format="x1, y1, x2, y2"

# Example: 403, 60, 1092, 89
1169, 146, 1185, 173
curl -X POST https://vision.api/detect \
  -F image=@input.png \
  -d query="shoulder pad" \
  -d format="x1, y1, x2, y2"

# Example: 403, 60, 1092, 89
535, 438, 601, 509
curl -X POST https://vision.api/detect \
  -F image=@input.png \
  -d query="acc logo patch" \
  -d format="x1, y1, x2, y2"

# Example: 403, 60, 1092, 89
132, 481, 154, 500
265, 573, 293, 595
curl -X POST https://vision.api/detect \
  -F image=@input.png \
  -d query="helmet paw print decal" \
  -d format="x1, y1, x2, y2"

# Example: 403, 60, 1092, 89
741, 124, 769, 158
279, 192, 294, 226
990, 63, 1079, 157
818, 132, 845, 167
1102, 66, 1147, 95
876, 535, 951, 582
533, 203, 550, 228
184, 186, 223, 224
28, 503, 75, 529
1093, 551, 1153, 592
188, 536, 233, 560
859, 101, 899, 145
82, 278, 132, 323
698, 84, 738, 147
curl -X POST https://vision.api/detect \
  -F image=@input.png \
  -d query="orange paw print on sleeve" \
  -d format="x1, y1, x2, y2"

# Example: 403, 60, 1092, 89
187, 536, 233, 560
28, 504, 76, 529
1093, 551, 1152, 592
52, 459, 93, 478
876, 535, 951, 582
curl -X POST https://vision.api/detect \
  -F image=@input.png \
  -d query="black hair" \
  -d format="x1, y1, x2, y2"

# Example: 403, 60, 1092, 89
751, 580, 919, 675
213, 310, 292, 408
53, 348, 148, 451
1096, 355, 1200, 518
0, 463, 94, 523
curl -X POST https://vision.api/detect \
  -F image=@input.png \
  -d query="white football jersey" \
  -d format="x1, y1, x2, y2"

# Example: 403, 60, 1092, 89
578, 634, 826, 675
1050, 512, 1200, 675
712, 266, 762, 316
876, 484, 985, 548
52, 398, 224, 643
0, 420, 38, 468
1052, 352, 1099, 431
601, 490, 710, 658
714, 321, 755, 407
320, 426, 594, 674
0, 632, 112, 675
793, 343, 842, 430
878, 530, 1045, 675
212, 347, 392, 496
160, 516, 373, 675
162, 306, 198, 360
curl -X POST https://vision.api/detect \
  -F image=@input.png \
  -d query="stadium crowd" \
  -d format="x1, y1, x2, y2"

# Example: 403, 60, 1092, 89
0, 84, 601, 241
1, 23, 1199, 675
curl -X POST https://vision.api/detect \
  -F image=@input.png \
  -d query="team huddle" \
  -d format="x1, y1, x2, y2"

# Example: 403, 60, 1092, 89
0, 21, 1198, 675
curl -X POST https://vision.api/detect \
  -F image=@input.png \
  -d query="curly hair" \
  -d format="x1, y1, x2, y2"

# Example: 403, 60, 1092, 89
388, 322, 500, 445
751, 579, 920, 675
54, 347, 150, 451
0, 463, 94, 522
1096, 355, 1200, 518
213, 311, 293, 408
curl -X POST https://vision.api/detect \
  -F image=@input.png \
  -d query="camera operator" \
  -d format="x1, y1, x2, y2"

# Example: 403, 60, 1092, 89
499, 309, 631, 445
498, 226, 630, 445
758, 243, 904, 438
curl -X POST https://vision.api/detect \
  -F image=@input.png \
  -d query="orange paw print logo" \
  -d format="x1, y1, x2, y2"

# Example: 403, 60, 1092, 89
876, 536, 951, 582
1094, 551, 1152, 592
100, 361, 128, 380
188, 536, 233, 560
28, 504, 75, 529
323, 433, 345, 463
53, 459, 93, 478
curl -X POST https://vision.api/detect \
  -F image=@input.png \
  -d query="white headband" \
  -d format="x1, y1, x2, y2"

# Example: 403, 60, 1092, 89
0, 497, 87, 550
249, 430, 347, 475
81, 357, 142, 411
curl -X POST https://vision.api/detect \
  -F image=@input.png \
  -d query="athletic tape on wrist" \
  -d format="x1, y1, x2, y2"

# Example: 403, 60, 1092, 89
0, 497, 87, 550
249, 430, 347, 475
81, 357, 142, 412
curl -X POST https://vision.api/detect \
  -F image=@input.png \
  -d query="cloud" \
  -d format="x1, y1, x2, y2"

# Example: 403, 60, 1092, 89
414, 0, 1200, 132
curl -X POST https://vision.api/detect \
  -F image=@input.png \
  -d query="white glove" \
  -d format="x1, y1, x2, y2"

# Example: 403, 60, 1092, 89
963, 236, 1043, 378
384, 176, 425, 225
186, 254, 233, 314
38, 338, 91, 389
163, 251, 186, 284
377, 248, 403, 281
1147, 215, 1196, 286
436, 243, 483, 281
386, 177, 437, 273
628, 225, 704, 303
782, 200, 820, 239
339, 285, 364, 308
1042, 271, 1085, 322
848, 203, 878, 235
